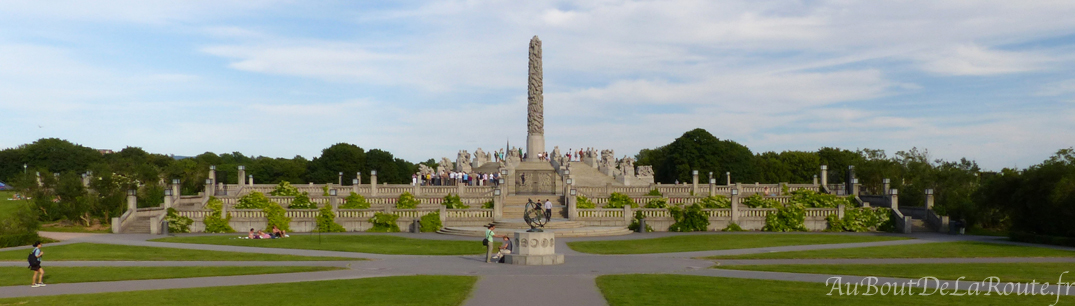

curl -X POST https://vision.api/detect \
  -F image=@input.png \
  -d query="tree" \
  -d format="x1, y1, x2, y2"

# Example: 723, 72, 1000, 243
306, 143, 366, 184
639, 128, 756, 184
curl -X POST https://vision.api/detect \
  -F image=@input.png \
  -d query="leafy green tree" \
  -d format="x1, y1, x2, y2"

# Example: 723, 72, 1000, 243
307, 143, 366, 184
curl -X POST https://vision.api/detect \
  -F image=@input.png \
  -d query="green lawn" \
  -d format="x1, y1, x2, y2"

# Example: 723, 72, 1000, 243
567, 234, 909, 254
0, 266, 342, 286
0, 243, 354, 261
708, 241, 1075, 259
0, 190, 21, 219
596, 274, 1073, 306
720, 262, 1075, 283
0, 275, 476, 306
38, 226, 112, 233
152, 234, 493, 255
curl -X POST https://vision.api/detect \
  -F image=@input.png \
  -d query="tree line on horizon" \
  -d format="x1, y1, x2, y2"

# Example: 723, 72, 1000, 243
1, 130, 1073, 242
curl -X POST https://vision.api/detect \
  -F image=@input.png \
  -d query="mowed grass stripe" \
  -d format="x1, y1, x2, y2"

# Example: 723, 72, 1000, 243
0, 275, 477, 306
153, 234, 489, 255
707, 241, 1075, 259
719, 262, 1075, 283
0, 243, 354, 261
568, 233, 908, 254
0, 266, 342, 286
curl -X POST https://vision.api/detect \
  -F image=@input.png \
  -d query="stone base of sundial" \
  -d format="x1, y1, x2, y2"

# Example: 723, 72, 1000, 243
503, 231, 564, 265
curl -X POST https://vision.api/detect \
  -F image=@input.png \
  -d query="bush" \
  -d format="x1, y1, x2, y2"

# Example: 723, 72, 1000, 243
605, 192, 637, 208
420, 212, 443, 232
576, 196, 596, 209
763, 203, 806, 232
698, 195, 731, 208
627, 211, 654, 232
668, 204, 709, 232
741, 194, 780, 208
442, 193, 469, 209
316, 204, 346, 232
203, 197, 234, 233
644, 197, 669, 208
396, 192, 419, 209
840, 207, 893, 232
367, 212, 400, 232
647, 189, 663, 196
722, 222, 744, 232
269, 181, 301, 197
288, 192, 318, 209
0, 232, 41, 248
481, 201, 494, 209
235, 192, 291, 232
341, 192, 370, 209
165, 208, 192, 233
322, 185, 330, 197
789, 189, 851, 208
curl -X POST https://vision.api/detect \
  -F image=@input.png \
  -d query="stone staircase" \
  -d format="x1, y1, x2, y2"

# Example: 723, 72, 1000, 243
503, 196, 566, 220
910, 219, 930, 232
438, 196, 632, 237
565, 162, 620, 186
121, 216, 153, 234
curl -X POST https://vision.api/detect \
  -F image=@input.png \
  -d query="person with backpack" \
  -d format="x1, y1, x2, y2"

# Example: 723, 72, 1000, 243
29, 241, 44, 287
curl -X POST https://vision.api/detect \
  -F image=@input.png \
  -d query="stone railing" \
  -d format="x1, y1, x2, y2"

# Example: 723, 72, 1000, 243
175, 207, 493, 233
805, 208, 839, 217
444, 209, 493, 219
286, 209, 320, 219
576, 184, 821, 198
925, 209, 949, 233
577, 209, 624, 219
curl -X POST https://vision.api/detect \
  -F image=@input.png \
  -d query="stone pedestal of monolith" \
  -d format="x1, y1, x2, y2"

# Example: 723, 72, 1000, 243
503, 231, 564, 265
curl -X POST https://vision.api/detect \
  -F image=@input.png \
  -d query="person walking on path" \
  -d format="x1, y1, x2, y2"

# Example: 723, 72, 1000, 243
29, 241, 44, 287
484, 225, 507, 263
544, 199, 553, 222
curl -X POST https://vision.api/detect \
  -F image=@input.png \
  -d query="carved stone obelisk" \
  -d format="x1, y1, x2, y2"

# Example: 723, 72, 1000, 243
526, 35, 545, 161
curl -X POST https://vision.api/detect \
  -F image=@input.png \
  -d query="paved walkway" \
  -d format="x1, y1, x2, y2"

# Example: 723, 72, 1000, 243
3, 231, 1075, 304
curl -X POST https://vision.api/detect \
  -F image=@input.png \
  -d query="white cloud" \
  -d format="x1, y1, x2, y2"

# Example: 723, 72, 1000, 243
917, 44, 1052, 76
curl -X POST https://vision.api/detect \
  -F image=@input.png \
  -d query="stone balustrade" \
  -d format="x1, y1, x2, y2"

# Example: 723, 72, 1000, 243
174, 207, 495, 233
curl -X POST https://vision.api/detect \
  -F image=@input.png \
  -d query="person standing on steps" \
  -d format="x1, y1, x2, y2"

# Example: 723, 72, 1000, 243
484, 224, 507, 263
29, 241, 44, 287
544, 199, 553, 222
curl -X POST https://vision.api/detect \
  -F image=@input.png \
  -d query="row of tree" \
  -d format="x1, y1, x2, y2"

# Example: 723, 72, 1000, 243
636, 128, 1074, 238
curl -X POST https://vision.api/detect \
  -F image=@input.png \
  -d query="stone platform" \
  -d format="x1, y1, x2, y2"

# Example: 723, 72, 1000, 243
438, 219, 631, 237
503, 231, 564, 265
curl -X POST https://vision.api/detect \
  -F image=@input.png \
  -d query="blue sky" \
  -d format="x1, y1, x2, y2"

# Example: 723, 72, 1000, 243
1, 1, 1074, 170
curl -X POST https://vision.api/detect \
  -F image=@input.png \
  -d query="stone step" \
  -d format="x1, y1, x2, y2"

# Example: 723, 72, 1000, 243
438, 226, 632, 238
493, 219, 585, 229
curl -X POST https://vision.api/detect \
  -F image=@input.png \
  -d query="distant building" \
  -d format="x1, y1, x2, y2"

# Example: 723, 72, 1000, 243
98, 149, 114, 154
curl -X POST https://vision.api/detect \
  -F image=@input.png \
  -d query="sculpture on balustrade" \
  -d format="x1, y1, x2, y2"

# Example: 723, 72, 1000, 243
456, 150, 473, 173
636, 165, 654, 177
438, 157, 454, 174
418, 164, 434, 176
473, 148, 490, 167
618, 156, 636, 177
551, 146, 560, 161
600, 150, 615, 169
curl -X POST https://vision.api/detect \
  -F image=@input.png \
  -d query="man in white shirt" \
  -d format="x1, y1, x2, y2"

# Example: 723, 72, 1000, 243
543, 199, 553, 222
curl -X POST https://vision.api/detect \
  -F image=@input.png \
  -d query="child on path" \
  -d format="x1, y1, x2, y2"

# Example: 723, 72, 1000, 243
29, 241, 44, 287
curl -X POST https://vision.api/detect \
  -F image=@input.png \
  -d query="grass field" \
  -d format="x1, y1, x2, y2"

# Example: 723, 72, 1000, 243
0, 266, 342, 286
596, 274, 1073, 306
707, 241, 1075, 259
0, 243, 354, 261
0, 275, 476, 306
567, 233, 908, 254
719, 262, 1075, 283
153, 234, 493, 255
0, 190, 22, 219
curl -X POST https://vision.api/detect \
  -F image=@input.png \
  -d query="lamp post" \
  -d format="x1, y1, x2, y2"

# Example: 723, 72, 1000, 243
23, 164, 27, 174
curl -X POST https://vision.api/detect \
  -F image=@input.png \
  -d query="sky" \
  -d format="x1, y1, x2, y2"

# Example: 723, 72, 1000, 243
1, 0, 1074, 170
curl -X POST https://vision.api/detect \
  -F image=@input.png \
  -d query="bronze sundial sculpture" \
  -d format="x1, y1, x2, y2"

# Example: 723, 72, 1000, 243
523, 199, 547, 232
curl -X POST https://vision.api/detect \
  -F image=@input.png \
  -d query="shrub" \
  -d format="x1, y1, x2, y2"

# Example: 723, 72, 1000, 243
826, 207, 894, 232
741, 194, 780, 208
697, 195, 731, 208
165, 208, 192, 233
203, 197, 234, 233
0, 232, 42, 248
482, 200, 494, 209
576, 196, 596, 209
367, 212, 400, 232
396, 192, 419, 209
322, 185, 330, 197
341, 192, 370, 209
627, 211, 654, 232
646, 189, 663, 196
442, 193, 469, 209
235, 192, 291, 232
288, 192, 317, 209
420, 212, 443, 232
790, 189, 851, 208
269, 181, 300, 197
763, 203, 806, 232
644, 197, 669, 208
722, 222, 744, 232
315, 204, 345, 232
668, 204, 709, 232
605, 192, 637, 208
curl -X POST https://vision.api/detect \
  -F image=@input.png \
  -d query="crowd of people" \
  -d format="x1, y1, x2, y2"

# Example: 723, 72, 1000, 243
412, 171, 502, 187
